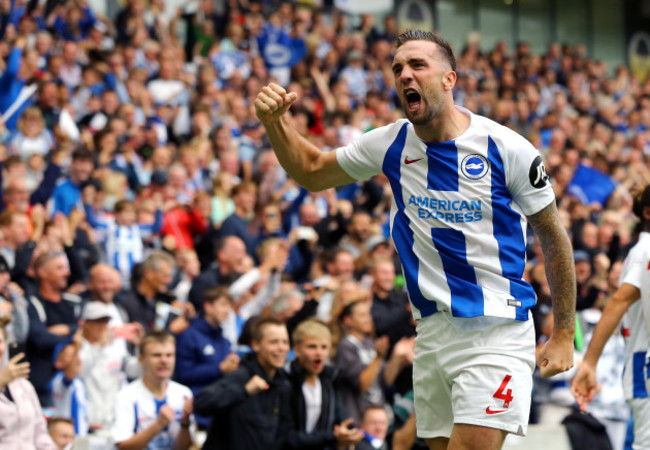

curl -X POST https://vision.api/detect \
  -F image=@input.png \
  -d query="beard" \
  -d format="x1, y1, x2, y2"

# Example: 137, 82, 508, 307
402, 92, 445, 126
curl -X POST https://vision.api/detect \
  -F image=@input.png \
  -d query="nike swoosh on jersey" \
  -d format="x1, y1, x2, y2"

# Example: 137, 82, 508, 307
404, 157, 423, 164
485, 406, 508, 415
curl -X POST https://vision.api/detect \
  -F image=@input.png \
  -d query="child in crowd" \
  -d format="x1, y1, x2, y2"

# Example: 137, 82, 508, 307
51, 338, 88, 437
47, 418, 75, 450
85, 199, 162, 286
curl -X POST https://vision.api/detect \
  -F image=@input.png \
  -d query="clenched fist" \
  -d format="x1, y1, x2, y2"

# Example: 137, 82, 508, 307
254, 83, 298, 124
245, 374, 269, 395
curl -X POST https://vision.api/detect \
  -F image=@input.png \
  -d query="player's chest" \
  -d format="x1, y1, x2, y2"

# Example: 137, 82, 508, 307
392, 134, 498, 195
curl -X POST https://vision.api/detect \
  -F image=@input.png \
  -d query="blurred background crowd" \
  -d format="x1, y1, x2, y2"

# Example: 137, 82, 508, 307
0, 0, 648, 449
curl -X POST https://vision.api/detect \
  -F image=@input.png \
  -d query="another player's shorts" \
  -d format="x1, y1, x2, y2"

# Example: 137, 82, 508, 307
630, 398, 650, 449
413, 312, 536, 439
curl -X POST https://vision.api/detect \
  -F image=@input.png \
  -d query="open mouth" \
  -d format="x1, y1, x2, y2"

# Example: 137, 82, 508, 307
313, 359, 322, 369
405, 89, 421, 112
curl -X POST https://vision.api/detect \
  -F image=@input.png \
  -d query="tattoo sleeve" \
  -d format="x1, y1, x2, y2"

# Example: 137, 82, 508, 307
527, 201, 577, 331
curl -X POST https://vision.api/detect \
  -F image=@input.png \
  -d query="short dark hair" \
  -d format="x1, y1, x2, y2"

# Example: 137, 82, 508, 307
203, 286, 232, 304
395, 29, 456, 72
139, 330, 175, 355
72, 148, 94, 162
114, 199, 135, 214
251, 317, 286, 343
340, 300, 365, 322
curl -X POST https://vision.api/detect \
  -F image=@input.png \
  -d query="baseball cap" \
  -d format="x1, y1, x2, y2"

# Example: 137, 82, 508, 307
150, 170, 169, 186
366, 234, 390, 253
573, 250, 591, 264
82, 301, 112, 321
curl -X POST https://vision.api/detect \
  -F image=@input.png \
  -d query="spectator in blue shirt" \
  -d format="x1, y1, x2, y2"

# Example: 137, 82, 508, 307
52, 148, 94, 216
174, 286, 239, 429
48, 0, 97, 42
0, 38, 38, 132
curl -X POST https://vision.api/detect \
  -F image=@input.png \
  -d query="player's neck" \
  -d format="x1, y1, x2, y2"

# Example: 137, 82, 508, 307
414, 105, 470, 143
143, 374, 169, 399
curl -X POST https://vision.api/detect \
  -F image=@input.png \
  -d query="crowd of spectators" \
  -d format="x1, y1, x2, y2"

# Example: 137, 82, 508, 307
0, 0, 648, 449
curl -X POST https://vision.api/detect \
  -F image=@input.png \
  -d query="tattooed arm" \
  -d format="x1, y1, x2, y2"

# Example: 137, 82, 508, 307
527, 201, 576, 377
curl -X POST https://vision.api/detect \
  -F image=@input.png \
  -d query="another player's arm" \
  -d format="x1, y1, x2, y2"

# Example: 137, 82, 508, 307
526, 201, 576, 377
255, 83, 355, 192
571, 283, 640, 411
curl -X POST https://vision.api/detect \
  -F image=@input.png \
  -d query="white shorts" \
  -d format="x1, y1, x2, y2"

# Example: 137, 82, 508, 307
630, 398, 650, 449
413, 312, 536, 439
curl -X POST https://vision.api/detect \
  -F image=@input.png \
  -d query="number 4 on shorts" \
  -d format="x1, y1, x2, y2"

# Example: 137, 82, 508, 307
493, 374, 514, 408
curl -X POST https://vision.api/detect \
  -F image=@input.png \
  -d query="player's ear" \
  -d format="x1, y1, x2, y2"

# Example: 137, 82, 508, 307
442, 70, 456, 91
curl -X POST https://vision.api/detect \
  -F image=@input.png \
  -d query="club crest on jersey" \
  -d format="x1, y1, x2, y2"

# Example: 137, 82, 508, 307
461, 154, 489, 180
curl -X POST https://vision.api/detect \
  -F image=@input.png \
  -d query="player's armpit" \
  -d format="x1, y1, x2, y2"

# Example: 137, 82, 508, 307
526, 201, 576, 332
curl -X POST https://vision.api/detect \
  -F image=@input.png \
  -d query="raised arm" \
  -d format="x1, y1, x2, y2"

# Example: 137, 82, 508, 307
526, 201, 576, 377
254, 83, 354, 192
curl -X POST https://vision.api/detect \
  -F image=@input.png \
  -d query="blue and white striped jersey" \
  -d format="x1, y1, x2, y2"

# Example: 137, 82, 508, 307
620, 232, 650, 400
51, 372, 88, 436
337, 107, 555, 321
111, 378, 194, 449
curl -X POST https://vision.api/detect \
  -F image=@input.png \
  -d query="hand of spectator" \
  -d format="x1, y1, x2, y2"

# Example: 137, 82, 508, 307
255, 83, 298, 124
66, 281, 86, 295
374, 335, 389, 359
571, 361, 598, 413
13, 37, 26, 51
168, 316, 190, 335
30, 204, 47, 235
0, 353, 30, 388
245, 374, 269, 395
333, 418, 364, 446
0, 301, 13, 317
156, 404, 176, 429
72, 327, 83, 348
6, 282, 22, 298
182, 302, 196, 319
47, 324, 70, 336
325, 277, 340, 292
181, 396, 193, 424
323, 188, 339, 214
113, 322, 145, 344
391, 336, 416, 364
53, 213, 73, 246
219, 353, 240, 374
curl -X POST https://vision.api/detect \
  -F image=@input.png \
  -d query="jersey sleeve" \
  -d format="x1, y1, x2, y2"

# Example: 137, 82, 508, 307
502, 131, 555, 216
336, 121, 406, 181
621, 252, 644, 289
